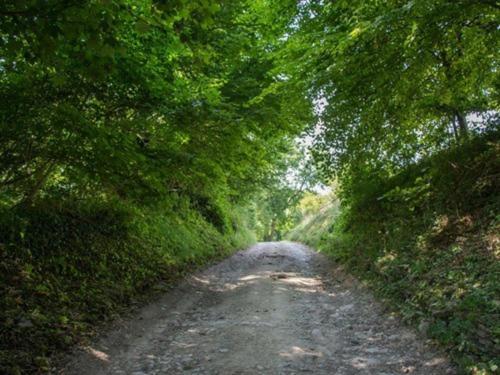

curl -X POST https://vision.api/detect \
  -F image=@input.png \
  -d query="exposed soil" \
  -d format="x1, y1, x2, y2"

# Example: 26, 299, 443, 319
60, 242, 454, 374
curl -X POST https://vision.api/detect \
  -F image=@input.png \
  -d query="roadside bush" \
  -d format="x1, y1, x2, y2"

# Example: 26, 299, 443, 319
0, 196, 254, 374
290, 133, 500, 374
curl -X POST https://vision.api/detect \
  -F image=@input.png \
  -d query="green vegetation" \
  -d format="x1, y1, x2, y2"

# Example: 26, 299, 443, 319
281, 2, 499, 372
1, 197, 254, 373
1, 0, 499, 373
289, 135, 499, 373
287, 191, 339, 250
281, 0, 498, 176
0, 1, 309, 373
251, 145, 321, 240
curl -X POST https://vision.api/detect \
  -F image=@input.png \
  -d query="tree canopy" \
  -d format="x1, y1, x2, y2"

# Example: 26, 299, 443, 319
275, 0, 499, 182
1, 1, 499, 373
3, 0, 497, 213
0, 0, 312, 208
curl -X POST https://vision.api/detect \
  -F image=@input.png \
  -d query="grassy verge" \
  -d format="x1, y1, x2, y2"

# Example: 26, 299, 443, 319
0, 195, 255, 374
288, 135, 499, 374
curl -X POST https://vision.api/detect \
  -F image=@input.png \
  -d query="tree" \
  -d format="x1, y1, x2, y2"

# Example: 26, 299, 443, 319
0, 0, 313, 209
274, 0, 499, 179
252, 143, 320, 240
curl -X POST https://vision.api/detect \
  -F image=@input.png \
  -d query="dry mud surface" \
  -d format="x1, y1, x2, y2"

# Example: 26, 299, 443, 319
61, 241, 454, 374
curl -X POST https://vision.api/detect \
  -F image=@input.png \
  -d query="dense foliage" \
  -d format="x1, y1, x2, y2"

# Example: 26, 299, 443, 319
0, 1, 311, 373
251, 143, 321, 240
279, 1, 499, 373
1, 0, 499, 373
0, 0, 311, 207
278, 0, 498, 177
288, 136, 499, 373
0, 196, 255, 373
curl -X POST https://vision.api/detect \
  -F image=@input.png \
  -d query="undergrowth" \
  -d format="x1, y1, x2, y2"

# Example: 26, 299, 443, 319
0, 195, 255, 374
288, 134, 500, 374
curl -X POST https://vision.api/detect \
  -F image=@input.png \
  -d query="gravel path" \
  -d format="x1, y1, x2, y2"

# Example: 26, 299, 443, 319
61, 241, 454, 374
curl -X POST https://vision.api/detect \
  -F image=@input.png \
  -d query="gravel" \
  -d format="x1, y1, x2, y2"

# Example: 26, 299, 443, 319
61, 241, 454, 375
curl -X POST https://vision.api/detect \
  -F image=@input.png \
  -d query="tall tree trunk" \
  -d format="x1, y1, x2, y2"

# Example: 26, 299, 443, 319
451, 115, 459, 142
455, 111, 469, 139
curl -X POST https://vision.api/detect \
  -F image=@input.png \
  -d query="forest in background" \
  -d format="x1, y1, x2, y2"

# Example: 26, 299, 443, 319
1, 0, 498, 373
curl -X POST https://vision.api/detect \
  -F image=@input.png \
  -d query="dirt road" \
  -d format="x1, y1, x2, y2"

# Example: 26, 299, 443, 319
62, 242, 453, 374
